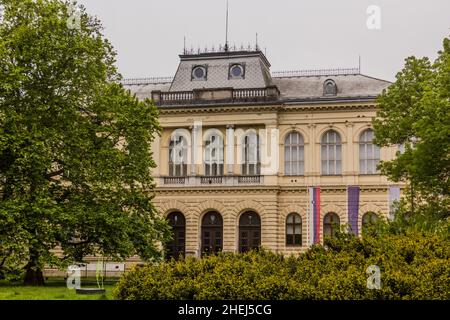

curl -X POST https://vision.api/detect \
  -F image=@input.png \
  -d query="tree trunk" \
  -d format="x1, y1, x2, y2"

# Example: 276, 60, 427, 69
23, 250, 45, 286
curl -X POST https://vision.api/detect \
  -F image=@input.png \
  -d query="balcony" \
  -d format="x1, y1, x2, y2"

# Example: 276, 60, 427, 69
160, 175, 263, 187
151, 86, 280, 106
237, 175, 261, 184
163, 177, 186, 185
200, 176, 223, 184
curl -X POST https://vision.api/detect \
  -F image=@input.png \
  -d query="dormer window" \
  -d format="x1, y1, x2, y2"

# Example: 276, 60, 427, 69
229, 63, 245, 79
192, 65, 207, 81
323, 79, 337, 96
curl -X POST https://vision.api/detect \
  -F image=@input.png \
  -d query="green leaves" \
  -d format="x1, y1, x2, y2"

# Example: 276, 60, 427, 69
0, 0, 169, 283
373, 36, 450, 218
114, 230, 450, 300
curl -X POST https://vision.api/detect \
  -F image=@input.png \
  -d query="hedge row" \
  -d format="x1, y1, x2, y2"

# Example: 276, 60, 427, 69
114, 230, 449, 300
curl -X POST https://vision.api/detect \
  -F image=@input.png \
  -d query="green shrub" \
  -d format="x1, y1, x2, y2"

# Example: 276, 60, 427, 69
114, 230, 450, 300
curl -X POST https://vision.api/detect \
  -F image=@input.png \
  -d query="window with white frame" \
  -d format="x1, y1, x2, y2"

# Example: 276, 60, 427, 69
321, 130, 342, 175
284, 131, 304, 176
242, 132, 260, 175
168, 135, 188, 176
359, 129, 380, 174
204, 133, 224, 176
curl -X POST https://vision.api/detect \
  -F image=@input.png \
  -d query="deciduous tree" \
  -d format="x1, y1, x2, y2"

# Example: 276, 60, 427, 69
0, 0, 170, 285
373, 36, 450, 220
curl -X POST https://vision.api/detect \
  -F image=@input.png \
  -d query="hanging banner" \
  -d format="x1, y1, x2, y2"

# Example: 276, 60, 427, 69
389, 186, 401, 220
347, 186, 360, 235
308, 187, 321, 245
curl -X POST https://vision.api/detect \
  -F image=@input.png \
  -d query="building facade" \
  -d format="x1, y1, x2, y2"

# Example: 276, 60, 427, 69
124, 49, 400, 258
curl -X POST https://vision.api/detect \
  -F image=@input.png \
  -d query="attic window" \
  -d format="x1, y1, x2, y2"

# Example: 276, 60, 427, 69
323, 79, 337, 96
229, 63, 245, 79
192, 65, 207, 81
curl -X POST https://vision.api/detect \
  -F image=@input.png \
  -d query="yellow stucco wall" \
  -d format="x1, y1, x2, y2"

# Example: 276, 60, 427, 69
152, 101, 401, 256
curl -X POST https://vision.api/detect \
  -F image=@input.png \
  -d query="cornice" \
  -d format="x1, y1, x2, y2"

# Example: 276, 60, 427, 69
159, 101, 378, 115
155, 186, 281, 195
155, 184, 392, 195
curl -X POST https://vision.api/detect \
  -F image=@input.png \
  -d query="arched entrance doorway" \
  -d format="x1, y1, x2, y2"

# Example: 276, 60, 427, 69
166, 212, 185, 260
239, 211, 261, 253
201, 211, 223, 256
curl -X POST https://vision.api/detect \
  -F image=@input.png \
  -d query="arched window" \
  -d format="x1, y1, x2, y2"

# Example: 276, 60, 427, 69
362, 212, 379, 230
286, 213, 302, 246
284, 132, 304, 176
359, 129, 380, 174
204, 133, 224, 176
201, 211, 223, 256
323, 212, 340, 238
169, 134, 188, 176
242, 132, 260, 175
165, 212, 185, 260
323, 79, 337, 96
239, 212, 261, 253
321, 130, 342, 175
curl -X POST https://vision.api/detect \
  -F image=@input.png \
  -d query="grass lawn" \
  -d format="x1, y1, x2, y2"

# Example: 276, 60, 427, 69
0, 280, 117, 300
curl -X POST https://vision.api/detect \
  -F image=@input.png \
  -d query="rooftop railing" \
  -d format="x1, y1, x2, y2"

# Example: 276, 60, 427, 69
120, 68, 361, 86
271, 67, 360, 78
153, 86, 280, 106
120, 77, 173, 86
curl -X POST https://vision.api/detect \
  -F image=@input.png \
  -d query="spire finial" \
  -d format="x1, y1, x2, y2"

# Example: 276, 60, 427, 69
224, 0, 229, 51
256, 33, 259, 51
358, 54, 361, 73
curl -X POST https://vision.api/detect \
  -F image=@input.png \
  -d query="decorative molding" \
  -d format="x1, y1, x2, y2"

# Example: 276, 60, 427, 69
345, 121, 355, 128
315, 125, 347, 144
278, 187, 308, 193
321, 203, 346, 221
155, 185, 392, 195
281, 204, 306, 220
157, 199, 190, 217
156, 186, 281, 193
233, 199, 268, 219
194, 199, 228, 216
279, 127, 310, 144
159, 103, 378, 116
359, 203, 384, 216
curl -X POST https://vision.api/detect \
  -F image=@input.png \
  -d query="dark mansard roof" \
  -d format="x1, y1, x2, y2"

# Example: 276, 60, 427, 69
121, 50, 391, 106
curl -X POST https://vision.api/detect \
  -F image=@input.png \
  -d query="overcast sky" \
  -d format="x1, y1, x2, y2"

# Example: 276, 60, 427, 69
77, 0, 449, 81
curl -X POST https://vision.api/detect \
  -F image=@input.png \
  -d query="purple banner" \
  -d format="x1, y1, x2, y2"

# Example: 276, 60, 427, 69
308, 187, 321, 245
347, 186, 360, 235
